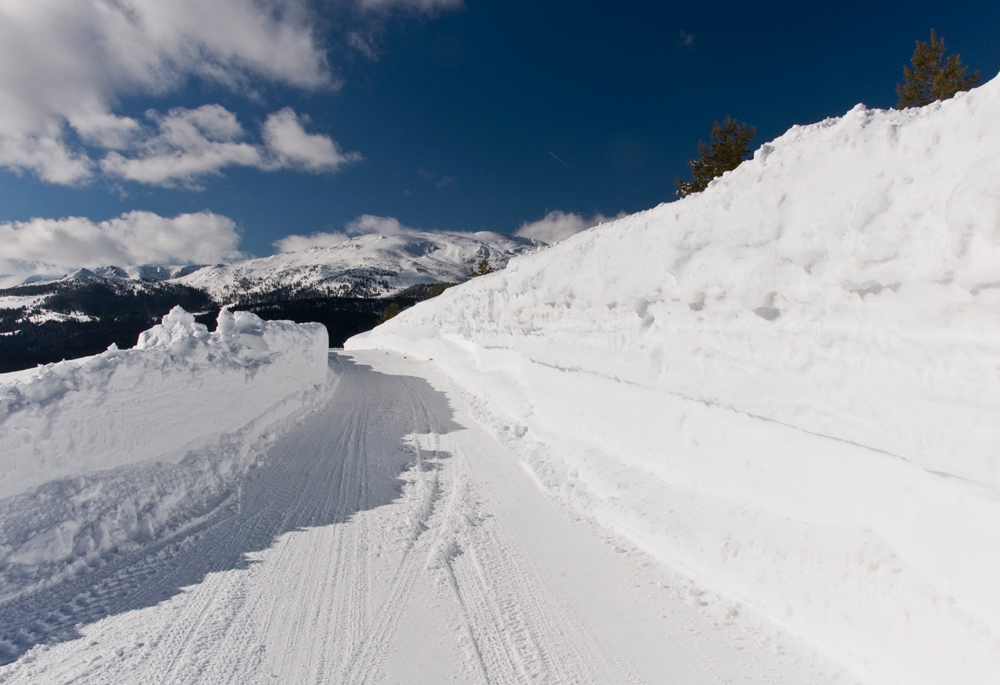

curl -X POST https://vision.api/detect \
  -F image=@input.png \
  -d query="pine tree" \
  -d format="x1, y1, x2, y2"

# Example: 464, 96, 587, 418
467, 259, 495, 278
676, 117, 756, 197
896, 29, 980, 109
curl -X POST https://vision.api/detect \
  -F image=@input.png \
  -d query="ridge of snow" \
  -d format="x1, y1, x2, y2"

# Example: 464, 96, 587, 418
348, 75, 1000, 684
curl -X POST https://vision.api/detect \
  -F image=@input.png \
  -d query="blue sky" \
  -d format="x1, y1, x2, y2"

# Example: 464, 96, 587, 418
1, 0, 998, 276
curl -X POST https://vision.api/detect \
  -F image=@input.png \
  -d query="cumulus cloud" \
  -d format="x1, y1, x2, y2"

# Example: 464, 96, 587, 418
274, 214, 418, 252
514, 210, 623, 244
0, 210, 244, 277
0, 0, 331, 184
273, 231, 350, 253
344, 214, 414, 236
275, 210, 622, 255
100, 106, 261, 187
263, 108, 363, 173
94, 105, 359, 188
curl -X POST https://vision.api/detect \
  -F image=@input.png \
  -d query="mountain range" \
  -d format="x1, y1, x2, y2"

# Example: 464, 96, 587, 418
0, 230, 543, 371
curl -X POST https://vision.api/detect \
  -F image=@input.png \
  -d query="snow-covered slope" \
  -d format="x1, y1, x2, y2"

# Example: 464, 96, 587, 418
0, 266, 202, 291
349, 76, 1000, 684
173, 230, 541, 304
89, 265, 207, 281
0, 270, 212, 325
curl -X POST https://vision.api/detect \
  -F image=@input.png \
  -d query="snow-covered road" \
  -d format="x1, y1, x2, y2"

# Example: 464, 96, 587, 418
0, 351, 853, 684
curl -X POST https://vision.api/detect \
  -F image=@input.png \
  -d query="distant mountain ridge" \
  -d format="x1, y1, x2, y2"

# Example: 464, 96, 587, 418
173, 230, 541, 305
4, 230, 540, 303
0, 230, 545, 371
90, 264, 208, 281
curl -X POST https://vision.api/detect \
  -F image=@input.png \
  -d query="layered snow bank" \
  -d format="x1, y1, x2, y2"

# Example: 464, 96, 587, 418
349, 75, 1000, 684
0, 307, 328, 500
0, 308, 331, 606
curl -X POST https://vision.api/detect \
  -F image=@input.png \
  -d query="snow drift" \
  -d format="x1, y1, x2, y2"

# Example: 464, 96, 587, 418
349, 76, 1000, 683
0, 307, 328, 500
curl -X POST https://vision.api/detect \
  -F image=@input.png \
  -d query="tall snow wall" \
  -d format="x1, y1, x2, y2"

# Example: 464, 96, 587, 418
348, 75, 1000, 684
0, 307, 329, 500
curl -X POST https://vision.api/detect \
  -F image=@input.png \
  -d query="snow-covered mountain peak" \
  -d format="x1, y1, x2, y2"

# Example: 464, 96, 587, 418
90, 264, 208, 281
1, 229, 542, 309
174, 229, 543, 305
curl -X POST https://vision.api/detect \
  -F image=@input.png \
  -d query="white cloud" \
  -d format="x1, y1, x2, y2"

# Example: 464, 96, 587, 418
0, 122, 93, 185
0, 210, 244, 277
100, 106, 261, 187
95, 105, 359, 188
263, 108, 363, 173
514, 210, 623, 244
0, 0, 331, 184
345, 214, 414, 236
275, 210, 622, 255
274, 214, 418, 252
72, 113, 143, 151
273, 231, 350, 253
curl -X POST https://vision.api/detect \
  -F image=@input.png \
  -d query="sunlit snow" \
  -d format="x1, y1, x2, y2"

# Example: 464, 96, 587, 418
2, 74, 999, 685
349, 75, 1000, 683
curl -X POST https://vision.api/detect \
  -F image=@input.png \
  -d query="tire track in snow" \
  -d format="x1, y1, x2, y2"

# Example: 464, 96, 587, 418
338, 370, 464, 684
0, 351, 855, 685
426, 453, 629, 685
0, 354, 442, 683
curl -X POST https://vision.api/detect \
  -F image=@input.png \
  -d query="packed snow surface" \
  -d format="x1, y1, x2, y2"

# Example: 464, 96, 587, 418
0, 352, 855, 683
349, 76, 1000, 684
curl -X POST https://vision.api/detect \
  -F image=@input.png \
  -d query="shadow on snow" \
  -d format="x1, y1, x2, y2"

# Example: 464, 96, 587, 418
0, 352, 461, 665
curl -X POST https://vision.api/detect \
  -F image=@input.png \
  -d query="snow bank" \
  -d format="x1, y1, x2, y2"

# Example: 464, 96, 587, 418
0, 308, 331, 603
349, 76, 1000, 684
0, 307, 328, 500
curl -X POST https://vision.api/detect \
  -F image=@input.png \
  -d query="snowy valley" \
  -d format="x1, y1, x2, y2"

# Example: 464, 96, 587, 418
2, 74, 1000, 684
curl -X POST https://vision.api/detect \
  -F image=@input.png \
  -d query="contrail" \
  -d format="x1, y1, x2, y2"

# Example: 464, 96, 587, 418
548, 151, 573, 170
